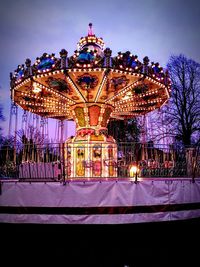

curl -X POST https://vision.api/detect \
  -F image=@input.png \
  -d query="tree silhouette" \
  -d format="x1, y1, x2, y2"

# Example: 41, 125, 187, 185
150, 54, 200, 147
108, 118, 140, 143
0, 102, 5, 136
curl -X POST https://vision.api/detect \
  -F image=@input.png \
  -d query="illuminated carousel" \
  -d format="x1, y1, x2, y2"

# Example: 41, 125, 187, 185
10, 23, 171, 178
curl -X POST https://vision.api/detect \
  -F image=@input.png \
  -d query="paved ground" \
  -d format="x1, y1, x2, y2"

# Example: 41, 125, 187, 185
1, 218, 200, 266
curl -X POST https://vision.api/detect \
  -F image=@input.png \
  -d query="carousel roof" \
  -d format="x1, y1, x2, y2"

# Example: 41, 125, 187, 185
10, 23, 171, 121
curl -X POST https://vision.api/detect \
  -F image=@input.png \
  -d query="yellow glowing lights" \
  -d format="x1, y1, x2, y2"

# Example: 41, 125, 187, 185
32, 82, 42, 93
10, 25, 171, 178
129, 165, 138, 177
11, 27, 170, 125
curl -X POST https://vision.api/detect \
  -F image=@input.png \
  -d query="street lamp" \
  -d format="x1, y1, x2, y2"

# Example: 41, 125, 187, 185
129, 164, 138, 183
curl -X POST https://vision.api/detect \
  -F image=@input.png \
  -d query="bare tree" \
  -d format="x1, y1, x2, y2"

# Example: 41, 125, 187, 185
108, 118, 141, 143
150, 54, 200, 147
0, 103, 5, 136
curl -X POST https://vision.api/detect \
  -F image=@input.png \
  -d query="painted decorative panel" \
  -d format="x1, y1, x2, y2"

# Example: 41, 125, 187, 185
88, 105, 101, 126
74, 107, 86, 127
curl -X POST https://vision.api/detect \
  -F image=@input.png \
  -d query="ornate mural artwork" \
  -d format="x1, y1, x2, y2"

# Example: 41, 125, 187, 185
101, 107, 113, 127
92, 145, 102, 176
75, 135, 88, 142
66, 147, 72, 176
71, 96, 79, 100
74, 107, 86, 127
76, 147, 85, 176
47, 77, 72, 93
88, 105, 101, 126
109, 75, 129, 91
33, 53, 60, 72
38, 58, 55, 71
133, 83, 148, 94
90, 134, 104, 141
114, 51, 144, 71
77, 48, 94, 64
10, 23, 171, 178
108, 145, 114, 177
77, 73, 98, 90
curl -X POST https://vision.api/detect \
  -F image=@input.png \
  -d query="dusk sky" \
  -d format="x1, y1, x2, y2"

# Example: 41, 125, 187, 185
0, 0, 200, 138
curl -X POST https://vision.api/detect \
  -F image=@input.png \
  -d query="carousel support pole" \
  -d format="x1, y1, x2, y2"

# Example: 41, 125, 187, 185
58, 120, 61, 168
141, 114, 147, 161
60, 120, 66, 185
36, 115, 40, 162
14, 104, 18, 166
66, 142, 68, 181
8, 103, 18, 166
60, 44, 68, 190
134, 142, 140, 183
6, 102, 13, 162
66, 121, 68, 181
186, 147, 196, 181
8, 103, 13, 137
62, 141, 66, 185
40, 117, 45, 163
192, 141, 200, 183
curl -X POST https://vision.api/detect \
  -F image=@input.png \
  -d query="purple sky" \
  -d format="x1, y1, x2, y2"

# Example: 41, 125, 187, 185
0, 0, 200, 139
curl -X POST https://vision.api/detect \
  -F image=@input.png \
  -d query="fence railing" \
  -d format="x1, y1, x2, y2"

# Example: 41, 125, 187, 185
0, 142, 199, 181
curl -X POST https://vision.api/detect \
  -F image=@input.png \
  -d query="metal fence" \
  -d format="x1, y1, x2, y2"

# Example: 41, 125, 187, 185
0, 142, 199, 181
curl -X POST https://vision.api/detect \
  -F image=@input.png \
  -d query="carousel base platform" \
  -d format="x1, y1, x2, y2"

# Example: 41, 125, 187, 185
0, 178, 200, 224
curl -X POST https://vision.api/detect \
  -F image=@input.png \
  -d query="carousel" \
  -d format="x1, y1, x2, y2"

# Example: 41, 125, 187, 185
10, 23, 171, 178
1, 24, 200, 225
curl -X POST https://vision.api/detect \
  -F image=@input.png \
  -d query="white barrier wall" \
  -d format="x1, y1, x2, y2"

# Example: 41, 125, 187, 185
0, 179, 200, 224
19, 162, 62, 179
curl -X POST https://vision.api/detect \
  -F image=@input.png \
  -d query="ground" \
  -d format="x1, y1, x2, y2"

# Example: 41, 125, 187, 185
1, 218, 200, 266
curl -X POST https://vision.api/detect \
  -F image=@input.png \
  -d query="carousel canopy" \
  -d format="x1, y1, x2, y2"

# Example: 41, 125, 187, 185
10, 23, 171, 123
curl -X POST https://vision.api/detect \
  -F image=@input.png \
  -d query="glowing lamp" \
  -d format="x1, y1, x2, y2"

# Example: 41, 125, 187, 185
129, 165, 138, 178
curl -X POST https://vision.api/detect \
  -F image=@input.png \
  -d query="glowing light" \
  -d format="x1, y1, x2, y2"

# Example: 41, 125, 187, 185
32, 82, 42, 93
129, 165, 138, 177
